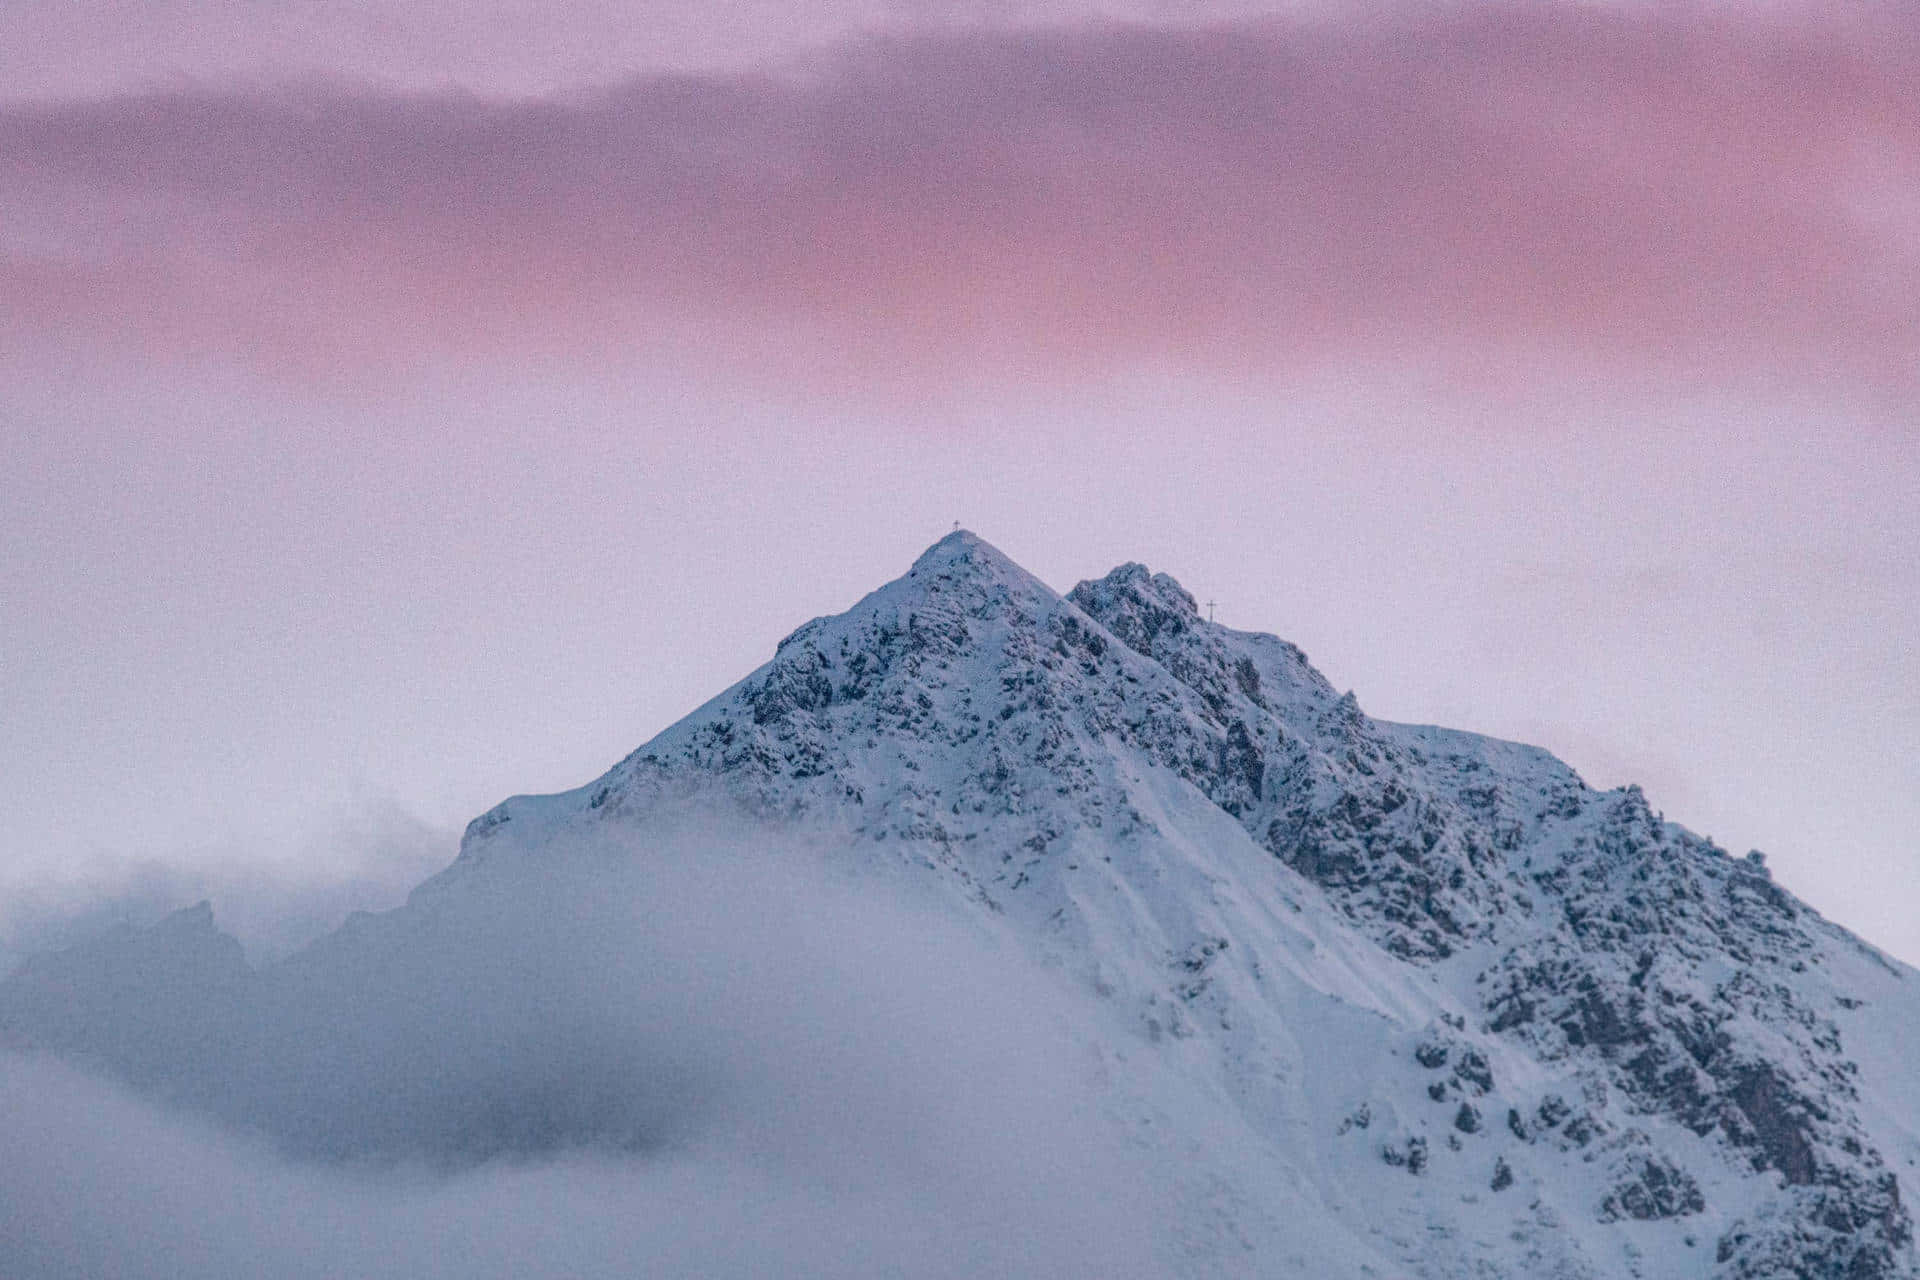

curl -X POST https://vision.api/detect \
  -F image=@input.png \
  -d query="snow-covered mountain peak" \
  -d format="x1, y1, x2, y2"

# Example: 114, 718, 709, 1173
1071, 559, 1200, 628
889, 527, 1057, 613
906, 526, 1018, 577
435, 533, 1920, 1278
1068, 558, 1335, 720
771, 528, 1055, 654
7, 531, 1917, 1280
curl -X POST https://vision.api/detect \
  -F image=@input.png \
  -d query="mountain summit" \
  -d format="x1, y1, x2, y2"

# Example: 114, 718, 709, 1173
6, 533, 1917, 1279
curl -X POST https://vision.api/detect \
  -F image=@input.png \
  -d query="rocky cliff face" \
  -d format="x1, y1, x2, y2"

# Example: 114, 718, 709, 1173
7, 531, 1917, 1279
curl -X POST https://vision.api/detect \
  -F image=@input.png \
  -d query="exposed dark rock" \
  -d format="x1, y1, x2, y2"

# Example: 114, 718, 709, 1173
1452, 1048, 1494, 1094
1726, 1062, 1819, 1186
1600, 1152, 1704, 1222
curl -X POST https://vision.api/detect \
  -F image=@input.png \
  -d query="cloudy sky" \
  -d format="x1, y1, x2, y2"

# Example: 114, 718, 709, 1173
3, 1, 1916, 962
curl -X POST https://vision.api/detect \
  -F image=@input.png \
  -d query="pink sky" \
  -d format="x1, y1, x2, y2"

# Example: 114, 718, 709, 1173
3, 3, 1917, 963
6, 8, 1918, 389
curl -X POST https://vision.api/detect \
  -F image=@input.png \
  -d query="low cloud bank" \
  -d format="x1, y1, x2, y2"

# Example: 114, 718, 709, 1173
0, 800, 455, 972
0, 1054, 1155, 1280
0, 818, 1168, 1277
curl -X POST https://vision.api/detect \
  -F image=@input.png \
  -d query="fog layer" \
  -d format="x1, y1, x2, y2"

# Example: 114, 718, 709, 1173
0, 821, 1167, 1277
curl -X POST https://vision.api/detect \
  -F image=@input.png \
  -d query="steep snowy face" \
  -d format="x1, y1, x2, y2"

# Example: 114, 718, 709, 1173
1467, 781, 1915, 1280
1067, 558, 1563, 959
1067, 562, 1914, 1280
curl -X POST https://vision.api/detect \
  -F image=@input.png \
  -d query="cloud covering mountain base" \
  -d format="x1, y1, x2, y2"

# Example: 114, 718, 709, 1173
0, 821, 1175, 1279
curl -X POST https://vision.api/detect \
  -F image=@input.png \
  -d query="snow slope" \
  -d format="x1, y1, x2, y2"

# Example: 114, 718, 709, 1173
5, 531, 1915, 1278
